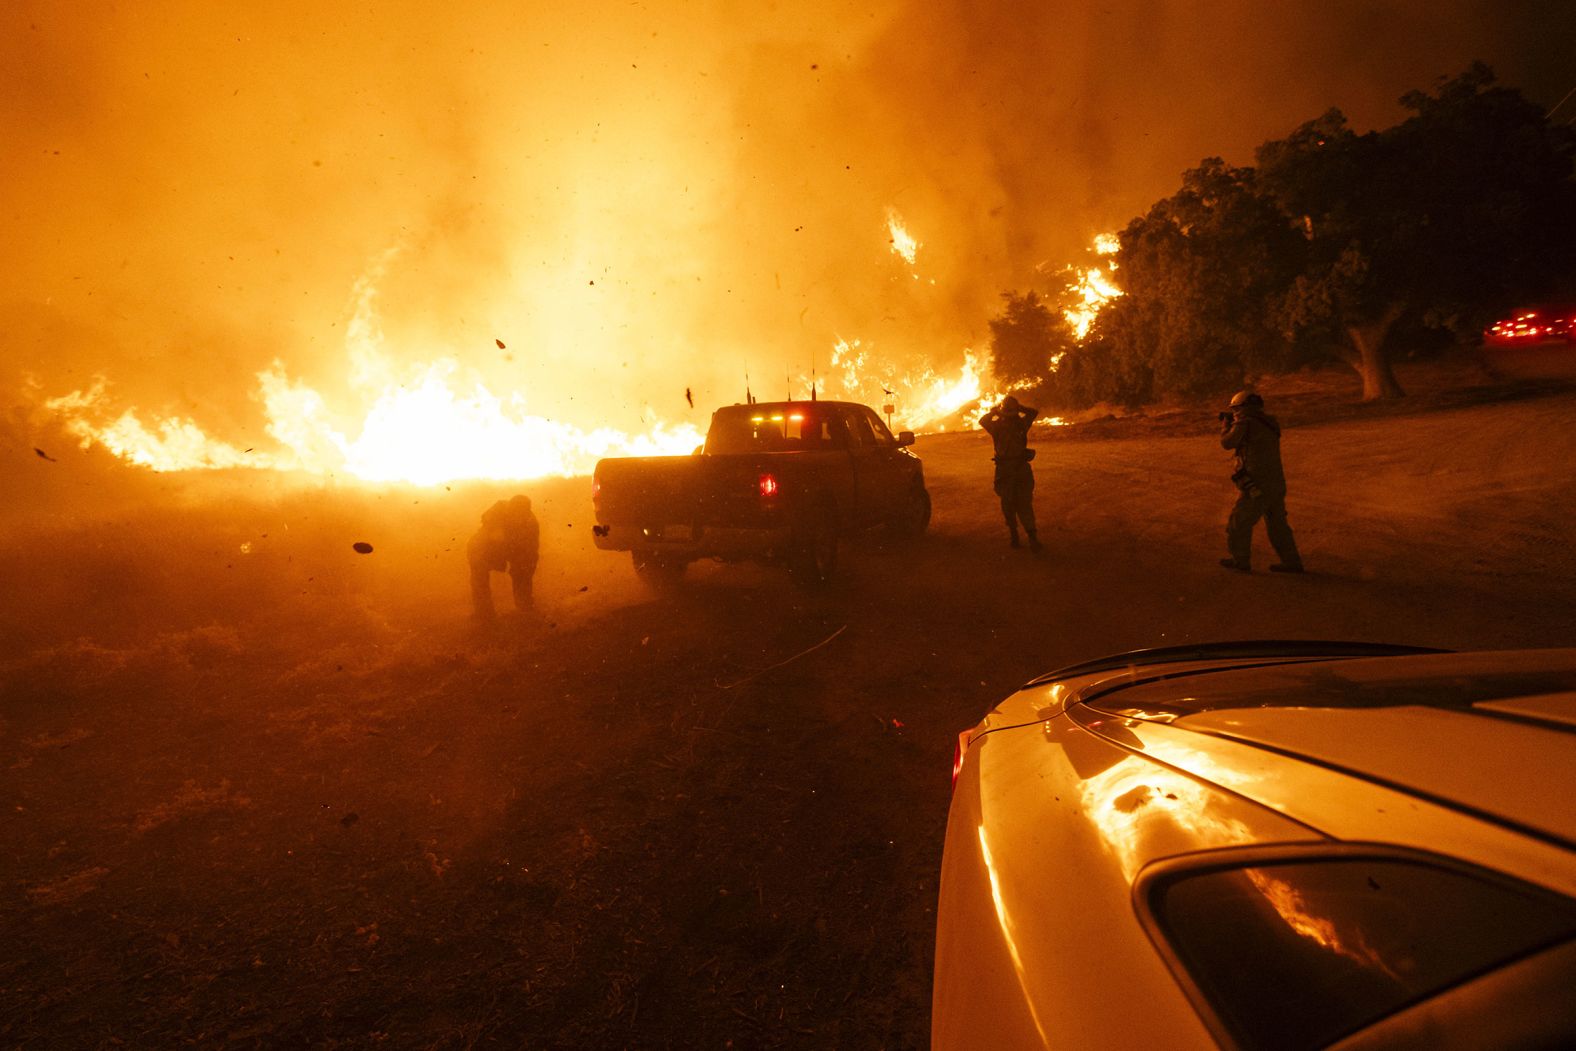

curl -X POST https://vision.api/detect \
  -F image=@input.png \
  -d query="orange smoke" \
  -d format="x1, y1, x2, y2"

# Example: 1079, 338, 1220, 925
8, 1, 1558, 488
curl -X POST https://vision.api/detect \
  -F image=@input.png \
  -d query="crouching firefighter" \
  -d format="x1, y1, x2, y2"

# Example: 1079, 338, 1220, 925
1218, 390, 1303, 574
468, 495, 541, 620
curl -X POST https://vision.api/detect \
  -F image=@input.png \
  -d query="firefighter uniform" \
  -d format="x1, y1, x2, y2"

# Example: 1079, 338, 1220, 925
980, 397, 1041, 551
1220, 393, 1302, 573
468, 495, 541, 619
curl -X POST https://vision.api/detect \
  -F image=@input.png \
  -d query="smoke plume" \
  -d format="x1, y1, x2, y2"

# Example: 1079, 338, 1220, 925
3, 0, 1569, 464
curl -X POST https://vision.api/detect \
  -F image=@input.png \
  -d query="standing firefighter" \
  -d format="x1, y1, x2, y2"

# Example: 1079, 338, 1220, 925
980, 395, 1042, 552
468, 495, 541, 620
1219, 391, 1303, 573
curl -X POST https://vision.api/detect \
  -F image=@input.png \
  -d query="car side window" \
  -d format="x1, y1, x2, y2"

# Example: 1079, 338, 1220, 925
1140, 853, 1576, 1051
793, 413, 834, 444
859, 408, 896, 447
869, 409, 895, 447
843, 410, 877, 448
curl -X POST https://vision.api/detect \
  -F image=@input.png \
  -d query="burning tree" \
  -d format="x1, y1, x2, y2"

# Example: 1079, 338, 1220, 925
987, 291, 1077, 389
985, 236, 1122, 398
1043, 160, 1301, 407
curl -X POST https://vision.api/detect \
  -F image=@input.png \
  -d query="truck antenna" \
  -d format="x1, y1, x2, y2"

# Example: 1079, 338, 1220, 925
745, 370, 753, 405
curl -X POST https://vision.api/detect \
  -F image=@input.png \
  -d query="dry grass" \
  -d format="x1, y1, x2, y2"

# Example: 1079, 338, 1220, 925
5, 362, 1576, 1046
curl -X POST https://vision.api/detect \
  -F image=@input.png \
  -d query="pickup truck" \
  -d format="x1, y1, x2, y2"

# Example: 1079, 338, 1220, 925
590, 399, 930, 586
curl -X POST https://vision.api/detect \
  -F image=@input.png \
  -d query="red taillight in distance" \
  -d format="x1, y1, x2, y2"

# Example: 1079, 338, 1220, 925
758, 472, 779, 499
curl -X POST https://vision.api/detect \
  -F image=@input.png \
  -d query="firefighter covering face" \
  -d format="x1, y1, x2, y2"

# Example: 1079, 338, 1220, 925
979, 397, 1042, 552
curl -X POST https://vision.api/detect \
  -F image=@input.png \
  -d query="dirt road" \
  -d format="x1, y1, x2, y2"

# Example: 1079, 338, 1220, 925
5, 382, 1576, 1047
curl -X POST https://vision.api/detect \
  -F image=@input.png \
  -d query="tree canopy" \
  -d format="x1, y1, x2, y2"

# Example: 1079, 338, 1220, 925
993, 65, 1576, 407
987, 291, 1077, 389
1087, 159, 1303, 403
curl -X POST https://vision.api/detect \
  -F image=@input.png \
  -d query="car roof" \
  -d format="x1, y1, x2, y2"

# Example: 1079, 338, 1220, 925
1079, 648, 1576, 851
715, 400, 864, 413
1079, 647, 1576, 724
1025, 640, 1446, 688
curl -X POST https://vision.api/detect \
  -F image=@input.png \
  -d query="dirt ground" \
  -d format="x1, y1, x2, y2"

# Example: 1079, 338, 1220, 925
5, 357, 1576, 1049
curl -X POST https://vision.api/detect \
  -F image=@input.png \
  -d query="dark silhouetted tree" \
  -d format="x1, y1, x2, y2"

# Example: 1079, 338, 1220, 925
1257, 64, 1576, 399
988, 291, 1077, 389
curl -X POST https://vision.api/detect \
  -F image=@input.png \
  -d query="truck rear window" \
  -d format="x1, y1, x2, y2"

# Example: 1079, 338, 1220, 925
707, 408, 838, 454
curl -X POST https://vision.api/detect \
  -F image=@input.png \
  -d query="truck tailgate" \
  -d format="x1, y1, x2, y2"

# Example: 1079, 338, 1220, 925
594, 456, 795, 528
594, 457, 708, 524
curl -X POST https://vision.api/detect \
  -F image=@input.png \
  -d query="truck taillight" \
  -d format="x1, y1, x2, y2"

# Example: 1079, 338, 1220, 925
758, 473, 779, 498
952, 728, 976, 788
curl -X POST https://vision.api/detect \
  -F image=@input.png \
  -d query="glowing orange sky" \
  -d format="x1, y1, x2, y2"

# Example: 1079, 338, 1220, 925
3, 0, 1569, 453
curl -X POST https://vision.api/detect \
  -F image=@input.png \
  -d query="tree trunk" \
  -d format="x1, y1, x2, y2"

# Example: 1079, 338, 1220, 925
1346, 304, 1405, 400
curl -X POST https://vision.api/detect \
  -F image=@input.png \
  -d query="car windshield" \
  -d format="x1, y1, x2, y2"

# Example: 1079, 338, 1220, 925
706, 406, 838, 454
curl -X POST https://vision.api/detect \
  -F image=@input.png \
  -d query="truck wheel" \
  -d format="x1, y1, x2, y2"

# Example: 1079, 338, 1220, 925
789, 512, 838, 587
887, 486, 931, 540
633, 551, 686, 591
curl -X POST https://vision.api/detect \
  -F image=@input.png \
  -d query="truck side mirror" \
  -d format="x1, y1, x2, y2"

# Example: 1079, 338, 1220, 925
896, 431, 915, 447
692, 445, 704, 456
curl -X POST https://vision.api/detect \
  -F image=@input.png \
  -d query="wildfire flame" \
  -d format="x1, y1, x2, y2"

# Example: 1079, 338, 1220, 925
819, 338, 987, 427
886, 210, 921, 267
46, 363, 705, 487
42, 212, 1093, 481
1064, 233, 1124, 341
43, 270, 704, 486
820, 339, 1064, 431
43, 383, 271, 472
47, 326, 1043, 483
